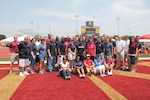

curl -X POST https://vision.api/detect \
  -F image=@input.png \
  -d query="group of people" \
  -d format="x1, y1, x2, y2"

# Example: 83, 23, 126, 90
9, 34, 142, 79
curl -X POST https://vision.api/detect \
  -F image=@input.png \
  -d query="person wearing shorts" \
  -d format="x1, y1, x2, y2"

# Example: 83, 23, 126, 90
104, 55, 114, 75
74, 56, 85, 78
115, 36, 125, 70
57, 37, 66, 68
84, 54, 95, 76
68, 40, 77, 70
9, 36, 20, 74
94, 55, 106, 77
128, 37, 138, 72
18, 37, 30, 76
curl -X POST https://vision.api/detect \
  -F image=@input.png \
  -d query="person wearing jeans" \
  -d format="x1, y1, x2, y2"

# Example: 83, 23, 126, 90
60, 56, 71, 80
29, 38, 37, 74
47, 36, 57, 72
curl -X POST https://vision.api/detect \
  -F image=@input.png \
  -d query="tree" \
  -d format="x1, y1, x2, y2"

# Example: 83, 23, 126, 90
34, 35, 42, 39
0, 34, 6, 40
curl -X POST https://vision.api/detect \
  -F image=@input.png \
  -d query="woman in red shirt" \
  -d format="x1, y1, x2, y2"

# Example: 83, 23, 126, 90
104, 55, 114, 75
86, 38, 96, 61
128, 37, 138, 72
84, 54, 95, 76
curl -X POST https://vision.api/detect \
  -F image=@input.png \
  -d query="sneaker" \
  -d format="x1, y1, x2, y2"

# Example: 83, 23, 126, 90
42, 69, 46, 73
9, 70, 12, 74
121, 66, 125, 70
103, 74, 106, 76
30, 70, 35, 74
24, 71, 29, 75
79, 74, 82, 78
130, 70, 136, 73
107, 71, 110, 75
82, 74, 85, 78
39, 70, 44, 74
19, 72, 24, 76
68, 76, 71, 80
109, 71, 113, 75
100, 74, 104, 77
65, 76, 68, 80
114, 66, 119, 69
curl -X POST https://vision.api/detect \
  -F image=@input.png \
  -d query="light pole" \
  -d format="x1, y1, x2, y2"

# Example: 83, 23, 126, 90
127, 28, 130, 35
116, 17, 120, 36
49, 24, 51, 34
31, 21, 33, 36
37, 26, 39, 35
75, 15, 79, 34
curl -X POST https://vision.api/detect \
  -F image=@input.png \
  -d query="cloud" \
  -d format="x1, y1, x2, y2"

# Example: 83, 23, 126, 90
112, 0, 150, 17
34, 10, 99, 22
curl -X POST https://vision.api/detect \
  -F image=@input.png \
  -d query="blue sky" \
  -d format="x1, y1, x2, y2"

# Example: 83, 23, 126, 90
0, 0, 150, 37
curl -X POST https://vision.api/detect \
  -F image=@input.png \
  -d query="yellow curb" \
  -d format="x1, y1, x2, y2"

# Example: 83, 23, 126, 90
88, 75, 127, 100
113, 70, 150, 80
0, 71, 26, 100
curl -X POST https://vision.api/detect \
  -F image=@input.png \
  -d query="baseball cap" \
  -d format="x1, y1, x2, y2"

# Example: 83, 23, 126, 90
86, 54, 90, 57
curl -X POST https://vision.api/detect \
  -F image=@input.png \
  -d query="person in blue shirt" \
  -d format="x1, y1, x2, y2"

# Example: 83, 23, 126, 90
135, 36, 142, 69
94, 55, 106, 77
29, 38, 37, 74
38, 39, 47, 74
104, 37, 113, 57
73, 56, 85, 78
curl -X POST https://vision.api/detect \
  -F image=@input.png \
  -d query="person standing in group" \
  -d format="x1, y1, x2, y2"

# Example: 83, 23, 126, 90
46, 34, 51, 45
115, 36, 125, 70
95, 38, 104, 61
38, 39, 47, 74
47, 36, 57, 72
68, 39, 77, 70
18, 37, 30, 76
9, 36, 20, 74
57, 36, 66, 67
135, 36, 142, 69
77, 39, 86, 61
124, 35, 130, 69
35, 36, 41, 70
29, 38, 36, 74
86, 38, 96, 61
128, 37, 138, 72
103, 37, 113, 57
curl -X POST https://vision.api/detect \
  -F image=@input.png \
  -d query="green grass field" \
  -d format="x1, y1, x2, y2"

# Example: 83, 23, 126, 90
0, 58, 10, 61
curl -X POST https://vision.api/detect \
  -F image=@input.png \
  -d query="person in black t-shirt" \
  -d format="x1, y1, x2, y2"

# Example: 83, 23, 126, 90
68, 40, 77, 70
57, 37, 66, 68
29, 38, 36, 74
95, 38, 104, 61
47, 36, 57, 72
77, 39, 86, 61
18, 37, 30, 76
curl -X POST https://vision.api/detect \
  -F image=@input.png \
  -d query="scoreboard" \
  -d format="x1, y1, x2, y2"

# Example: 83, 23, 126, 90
81, 25, 100, 37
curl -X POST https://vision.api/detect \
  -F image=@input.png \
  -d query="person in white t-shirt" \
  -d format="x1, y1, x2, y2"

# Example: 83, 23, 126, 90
124, 36, 130, 59
60, 56, 71, 80
115, 36, 125, 70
